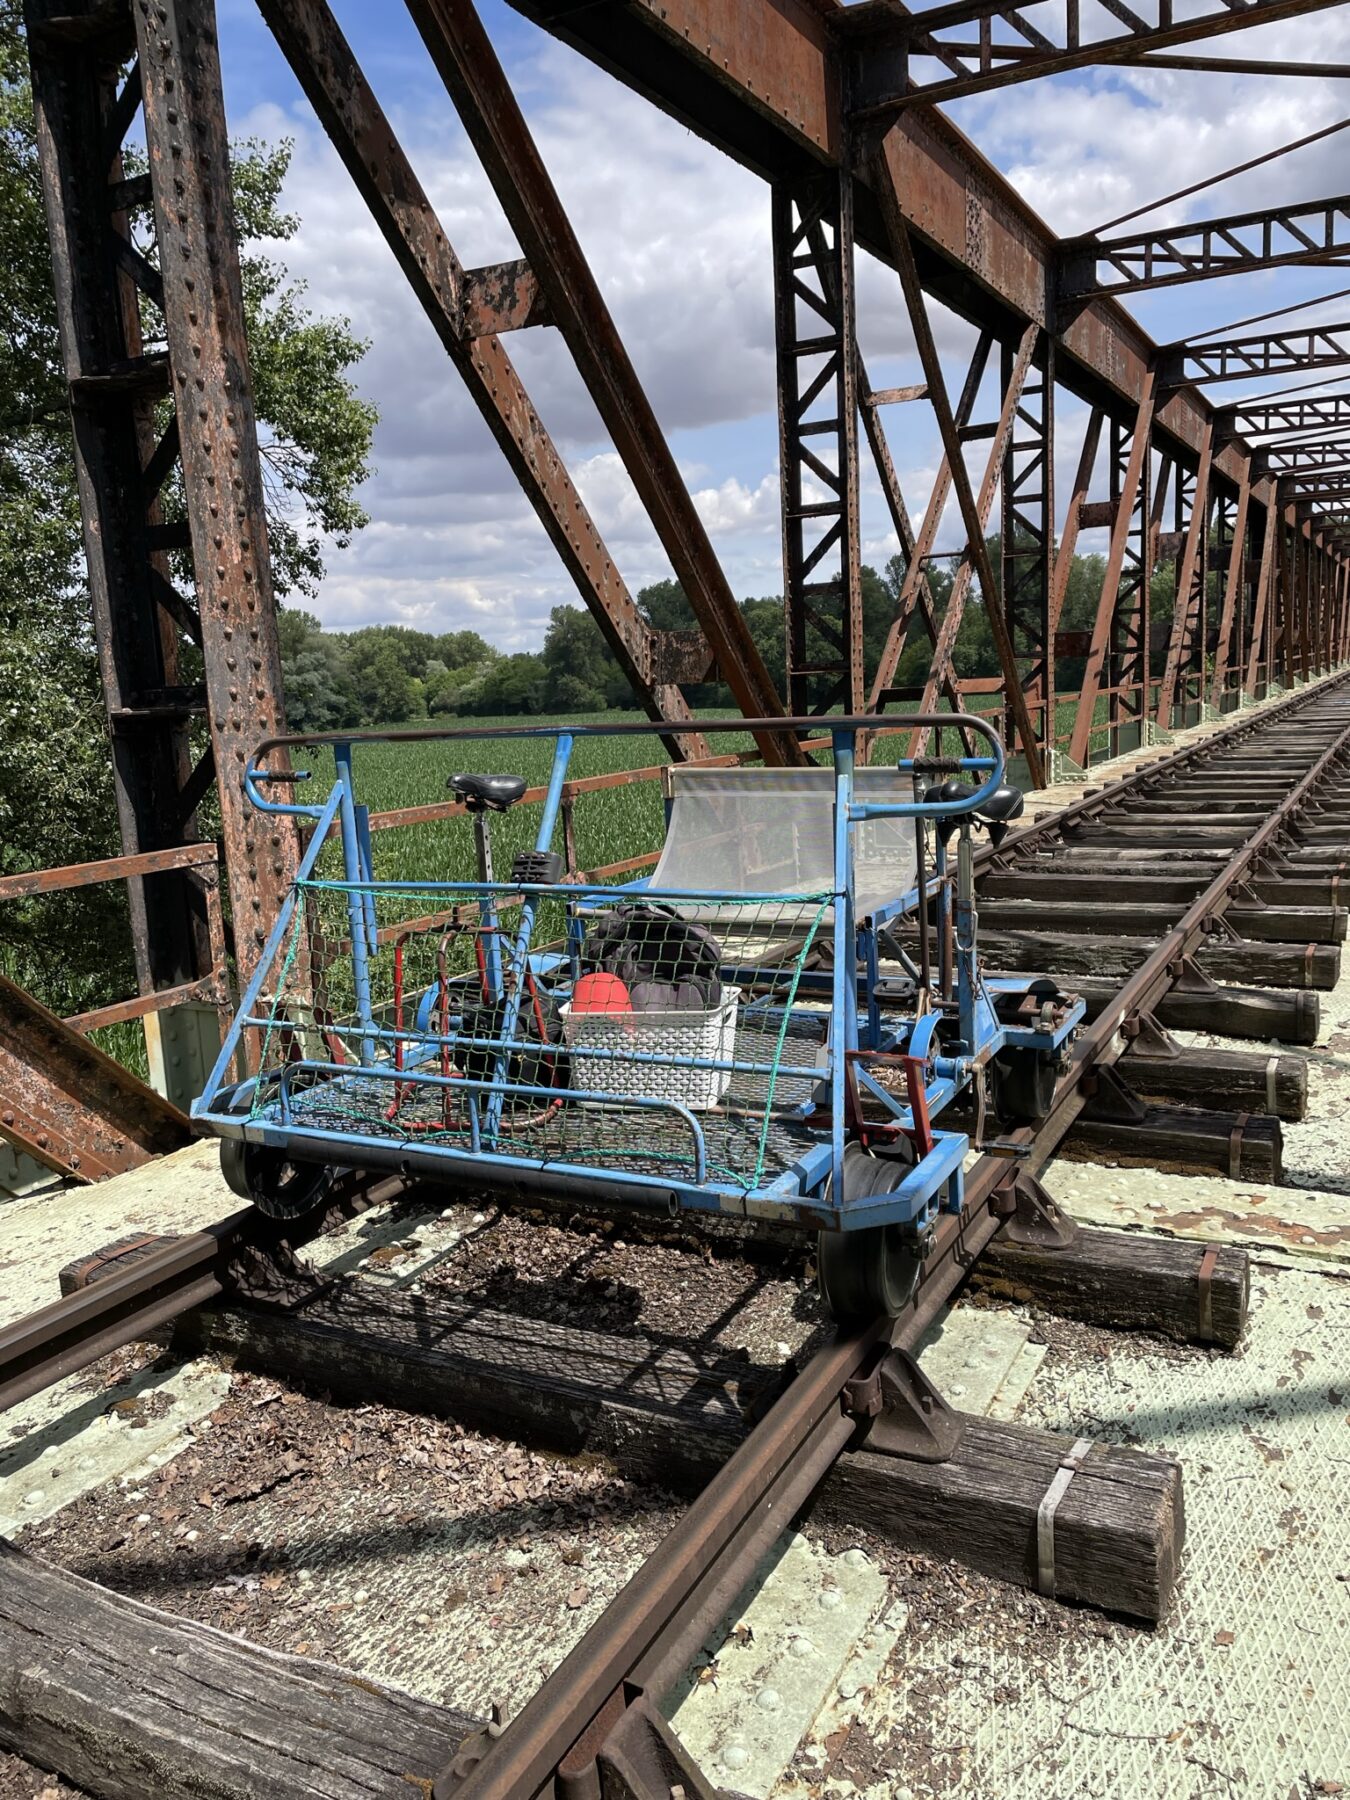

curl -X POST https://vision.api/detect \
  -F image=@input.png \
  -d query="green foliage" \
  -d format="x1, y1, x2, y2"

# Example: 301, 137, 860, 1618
0, 4, 375, 1010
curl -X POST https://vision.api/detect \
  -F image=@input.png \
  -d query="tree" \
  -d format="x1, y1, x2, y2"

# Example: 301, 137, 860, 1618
278, 612, 360, 733
0, 4, 376, 1011
433, 629, 495, 670
352, 640, 418, 723
541, 603, 630, 711
463, 652, 549, 716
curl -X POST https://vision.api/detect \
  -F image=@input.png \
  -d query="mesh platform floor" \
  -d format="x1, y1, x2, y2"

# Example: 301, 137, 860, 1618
266, 1014, 828, 1191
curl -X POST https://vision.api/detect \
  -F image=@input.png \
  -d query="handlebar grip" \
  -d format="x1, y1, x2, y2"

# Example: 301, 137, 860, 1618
253, 768, 312, 784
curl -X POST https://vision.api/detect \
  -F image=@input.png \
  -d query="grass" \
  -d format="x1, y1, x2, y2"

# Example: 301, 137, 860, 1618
306, 704, 1016, 888
299, 710, 688, 887
19, 688, 1197, 1086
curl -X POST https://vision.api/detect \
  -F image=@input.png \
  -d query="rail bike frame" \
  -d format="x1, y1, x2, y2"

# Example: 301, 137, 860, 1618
193, 715, 1083, 1240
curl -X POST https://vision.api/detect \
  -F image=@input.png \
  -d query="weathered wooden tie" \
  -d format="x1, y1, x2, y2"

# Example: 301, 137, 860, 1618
181, 1277, 1186, 1621
1063, 1099, 1282, 1182
977, 928, 1339, 990
973, 1230, 1248, 1348
1122, 1044, 1308, 1121
978, 899, 1346, 944
1072, 978, 1319, 1044
0, 1538, 474, 1800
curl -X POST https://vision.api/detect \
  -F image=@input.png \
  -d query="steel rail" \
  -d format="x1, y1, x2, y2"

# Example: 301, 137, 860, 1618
0, 1174, 414, 1413
976, 665, 1350, 875
3, 677, 1344, 1422
434, 669, 1350, 1800
4, 678, 1345, 1410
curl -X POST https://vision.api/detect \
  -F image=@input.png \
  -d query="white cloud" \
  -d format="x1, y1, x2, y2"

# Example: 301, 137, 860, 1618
237, 12, 1347, 653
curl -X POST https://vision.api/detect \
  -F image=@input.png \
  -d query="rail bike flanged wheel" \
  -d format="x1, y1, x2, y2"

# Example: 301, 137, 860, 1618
817, 1142, 924, 1326
989, 1044, 1059, 1126
220, 1137, 333, 1221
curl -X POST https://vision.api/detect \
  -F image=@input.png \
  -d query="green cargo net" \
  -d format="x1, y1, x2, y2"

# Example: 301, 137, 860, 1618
241, 879, 836, 1193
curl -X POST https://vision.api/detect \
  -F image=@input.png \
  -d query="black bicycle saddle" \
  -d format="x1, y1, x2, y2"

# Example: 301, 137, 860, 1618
448, 772, 528, 811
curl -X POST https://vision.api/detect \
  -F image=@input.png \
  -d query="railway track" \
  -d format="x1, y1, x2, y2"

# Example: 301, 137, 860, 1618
2, 669, 1349, 1800
433, 670, 1350, 1800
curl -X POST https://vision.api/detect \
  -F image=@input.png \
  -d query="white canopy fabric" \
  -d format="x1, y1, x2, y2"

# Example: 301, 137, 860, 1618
650, 766, 919, 917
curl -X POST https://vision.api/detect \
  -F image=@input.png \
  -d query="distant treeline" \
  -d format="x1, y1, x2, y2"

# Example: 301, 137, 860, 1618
283, 541, 1185, 729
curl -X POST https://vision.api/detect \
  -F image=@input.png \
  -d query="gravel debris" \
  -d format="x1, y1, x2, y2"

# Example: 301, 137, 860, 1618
23, 1368, 684, 1713
406, 1201, 829, 1364
0, 1755, 84, 1800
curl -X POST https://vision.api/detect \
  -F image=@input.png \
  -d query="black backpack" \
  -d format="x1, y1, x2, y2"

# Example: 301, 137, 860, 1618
580, 905, 724, 1011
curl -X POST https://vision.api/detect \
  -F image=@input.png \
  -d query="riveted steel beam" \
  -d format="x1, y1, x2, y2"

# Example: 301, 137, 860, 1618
509, 0, 1262, 495
1157, 421, 1214, 732
1164, 321, 1350, 388
868, 158, 1046, 784
1070, 372, 1156, 767
129, 0, 298, 984
774, 172, 865, 715
837, 0, 1346, 115
25, 0, 211, 995
1001, 339, 1055, 760
402, 0, 802, 763
1060, 193, 1350, 298
1260, 438, 1350, 474
0, 972, 190, 1183
255, 0, 709, 761
1217, 392, 1350, 442
1211, 460, 1254, 710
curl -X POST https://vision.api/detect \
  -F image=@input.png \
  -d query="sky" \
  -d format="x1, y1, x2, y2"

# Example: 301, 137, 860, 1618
207, 0, 1350, 649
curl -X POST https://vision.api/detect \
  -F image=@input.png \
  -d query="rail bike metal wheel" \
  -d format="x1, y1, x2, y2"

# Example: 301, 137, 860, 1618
817, 1142, 924, 1325
220, 1137, 334, 1221
989, 1044, 1059, 1125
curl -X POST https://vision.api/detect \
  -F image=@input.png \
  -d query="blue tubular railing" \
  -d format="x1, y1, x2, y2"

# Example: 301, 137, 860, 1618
271, 1059, 712, 1185
191, 778, 346, 1121
485, 733, 573, 1135
201, 712, 1019, 1204
333, 741, 377, 1065
828, 730, 856, 1200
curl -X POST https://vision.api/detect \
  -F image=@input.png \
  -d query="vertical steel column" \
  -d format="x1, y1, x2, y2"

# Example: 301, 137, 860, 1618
1244, 495, 1276, 697
1297, 525, 1313, 677
772, 175, 863, 714
1278, 511, 1295, 687
1157, 423, 1212, 731
130, 0, 296, 981
1000, 339, 1054, 772
1107, 416, 1154, 756
1206, 480, 1244, 712
1069, 373, 1155, 768
1308, 535, 1322, 673
1317, 538, 1332, 670
25, 2, 209, 994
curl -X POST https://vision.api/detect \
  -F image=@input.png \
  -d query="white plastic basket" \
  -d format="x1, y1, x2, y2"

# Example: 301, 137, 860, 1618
560, 987, 741, 1111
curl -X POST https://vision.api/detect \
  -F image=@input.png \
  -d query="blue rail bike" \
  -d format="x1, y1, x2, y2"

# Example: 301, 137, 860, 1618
193, 714, 1085, 1323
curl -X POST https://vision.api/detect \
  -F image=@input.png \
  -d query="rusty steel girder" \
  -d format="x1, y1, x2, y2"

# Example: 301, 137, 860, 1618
26, 0, 298, 993
837, 0, 1348, 113
402, 0, 803, 765
1220, 393, 1350, 440
256, 0, 712, 762
1165, 321, 1350, 388
1061, 192, 1350, 297
0, 972, 190, 1183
